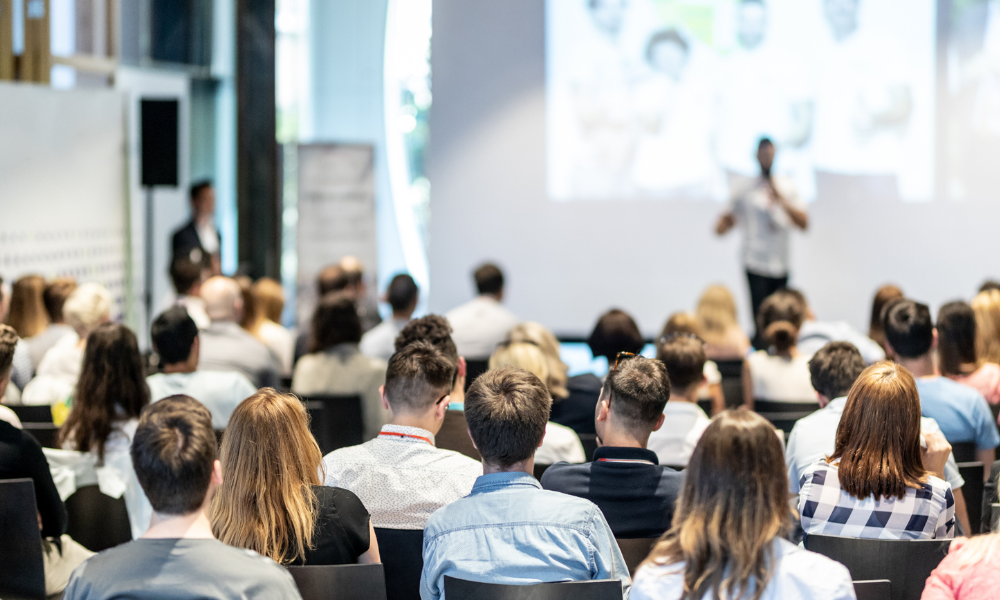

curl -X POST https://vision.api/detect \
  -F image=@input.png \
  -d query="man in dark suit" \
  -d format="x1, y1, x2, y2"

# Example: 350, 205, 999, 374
172, 180, 221, 274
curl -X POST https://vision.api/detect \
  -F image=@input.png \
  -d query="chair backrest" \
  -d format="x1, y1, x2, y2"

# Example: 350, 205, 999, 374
20, 422, 60, 449
957, 462, 985, 535
578, 433, 599, 462
435, 410, 481, 461
463, 360, 490, 391
8, 405, 53, 423
696, 399, 713, 415
616, 538, 657, 576
286, 564, 388, 600
534, 463, 552, 480
300, 395, 364, 455
714, 359, 744, 408
65, 484, 133, 552
444, 577, 622, 600
804, 534, 951, 600
992, 503, 1000, 533
373, 528, 424, 600
951, 442, 977, 463
853, 580, 892, 600
753, 400, 819, 433
0, 479, 46, 600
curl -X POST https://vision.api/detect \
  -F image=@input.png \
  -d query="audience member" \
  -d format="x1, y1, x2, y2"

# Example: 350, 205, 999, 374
147, 308, 256, 429
250, 277, 295, 376
489, 341, 586, 464
647, 334, 712, 466
743, 290, 815, 407
0, 326, 22, 426
542, 355, 684, 538
972, 288, 1000, 366
198, 276, 280, 389
26, 277, 78, 368
695, 284, 751, 360
58, 323, 152, 538
868, 283, 903, 353
168, 255, 210, 329
884, 299, 999, 466
791, 288, 885, 364
659, 312, 724, 414
212, 389, 379, 565
234, 275, 257, 333
293, 260, 381, 364
394, 314, 467, 406
938, 300, 1000, 404
446, 263, 518, 360
171, 180, 221, 274
922, 534, 1000, 599
981, 280, 1000, 294
293, 292, 388, 441
62, 395, 301, 600
360, 273, 419, 360
420, 367, 630, 599
630, 410, 854, 600
339, 256, 383, 333
799, 362, 956, 539
7, 275, 49, 362
323, 341, 480, 529
588, 308, 645, 372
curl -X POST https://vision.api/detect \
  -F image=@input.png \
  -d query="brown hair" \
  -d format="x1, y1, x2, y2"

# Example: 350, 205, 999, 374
252, 277, 285, 323
657, 335, 706, 391
643, 410, 790, 600
829, 362, 927, 500
311, 292, 362, 352
6, 275, 48, 338
42, 278, 77, 323
603, 356, 670, 428
474, 263, 504, 296
212, 389, 323, 564
588, 309, 645, 364
972, 290, 1000, 365
660, 312, 701, 338
757, 291, 804, 353
808, 342, 865, 400
869, 284, 903, 351
465, 366, 551, 467
235, 275, 260, 333
0, 324, 19, 378
384, 341, 457, 413
395, 315, 459, 365
696, 285, 740, 346
937, 301, 980, 377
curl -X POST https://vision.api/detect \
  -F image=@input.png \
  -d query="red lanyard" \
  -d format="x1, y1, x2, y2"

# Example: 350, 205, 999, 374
596, 458, 655, 465
379, 431, 434, 445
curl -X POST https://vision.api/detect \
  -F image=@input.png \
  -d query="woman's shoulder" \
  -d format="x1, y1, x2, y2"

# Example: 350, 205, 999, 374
772, 539, 854, 593
313, 485, 368, 517
922, 474, 954, 500
630, 560, 686, 599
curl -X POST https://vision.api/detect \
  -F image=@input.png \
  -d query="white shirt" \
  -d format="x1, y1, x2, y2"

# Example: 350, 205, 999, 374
746, 350, 816, 402
446, 296, 518, 359
146, 371, 258, 430
256, 320, 295, 376
195, 219, 220, 255
360, 317, 411, 361
535, 421, 587, 465
322, 424, 482, 530
798, 320, 886, 365
176, 295, 211, 330
646, 401, 711, 467
0, 405, 22, 428
630, 538, 855, 600
22, 335, 83, 406
729, 175, 804, 277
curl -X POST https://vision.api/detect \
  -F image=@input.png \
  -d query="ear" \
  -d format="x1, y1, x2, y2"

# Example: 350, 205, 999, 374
379, 385, 390, 412
816, 392, 830, 408
652, 413, 665, 432
595, 399, 611, 423
884, 340, 897, 361
211, 459, 223, 486
457, 356, 467, 378
434, 395, 450, 421
466, 427, 478, 450
931, 328, 939, 351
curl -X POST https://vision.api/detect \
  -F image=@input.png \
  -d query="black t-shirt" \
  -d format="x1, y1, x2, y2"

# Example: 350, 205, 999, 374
288, 486, 371, 566
0, 420, 66, 538
550, 374, 603, 435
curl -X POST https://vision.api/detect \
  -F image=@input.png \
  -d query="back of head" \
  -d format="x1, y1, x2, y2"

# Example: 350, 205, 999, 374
646, 410, 788, 600
201, 276, 242, 322
937, 301, 979, 376
831, 362, 925, 500
131, 395, 216, 515
190, 180, 213, 203
465, 366, 552, 467
212, 388, 322, 564
696, 285, 739, 336
883, 299, 933, 359
384, 341, 457, 414
656, 335, 705, 392
387, 273, 419, 314
489, 341, 551, 392
43, 278, 77, 324
972, 290, 1000, 364
757, 290, 805, 353
6, 275, 48, 338
980, 281, 1000, 294
474, 263, 504, 296
63, 282, 112, 338
660, 312, 701, 339
869, 284, 903, 345
169, 256, 204, 296
234, 275, 259, 331
507, 322, 569, 399
394, 314, 458, 365
808, 342, 865, 400
0, 324, 18, 380
604, 356, 670, 432
311, 292, 361, 352
317, 264, 349, 296
338, 256, 365, 288
151, 307, 199, 366
251, 277, 285, 323
588, 309, 645, 364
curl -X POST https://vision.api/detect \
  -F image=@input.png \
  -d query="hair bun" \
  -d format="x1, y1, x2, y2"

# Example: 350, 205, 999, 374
765, 321, 797, 353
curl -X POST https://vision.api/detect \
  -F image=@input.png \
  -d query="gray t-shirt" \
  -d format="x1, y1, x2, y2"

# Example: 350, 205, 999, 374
63, 538, 302, 600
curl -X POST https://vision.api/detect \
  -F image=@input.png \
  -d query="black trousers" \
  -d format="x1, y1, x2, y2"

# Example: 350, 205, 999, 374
747, 269, 788, 350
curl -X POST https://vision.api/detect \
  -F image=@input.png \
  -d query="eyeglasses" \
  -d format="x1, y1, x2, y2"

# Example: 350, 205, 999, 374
435, 392, 451, 406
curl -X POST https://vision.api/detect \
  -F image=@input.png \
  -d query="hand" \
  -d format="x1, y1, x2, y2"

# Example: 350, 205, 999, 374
715, 213, 735, 235
920, 431, 952, 479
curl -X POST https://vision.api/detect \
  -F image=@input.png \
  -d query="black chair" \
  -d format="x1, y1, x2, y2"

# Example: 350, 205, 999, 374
714, 359, 744, 409
696, 399, 713, 415
436, 410, 481, 461
578, 433, 599, 462
286, 564, 388, 600
853, 580, 891, 600
9, 405, 53, 423
957, 462, 985, 534
278, 376, 294, 392
534, 463, 552, 480
0, 479, 46, 600
463, 360, 490, 391
752, 400, 819, 433
444, 576, 622, 600
301, 395, 364, 455
804, 534, 951, 600
65, 484, 133, 552
951, 442, 976, 463
374, 528, 424, 600
616, 538, 656, 576
21, 423, 60, 449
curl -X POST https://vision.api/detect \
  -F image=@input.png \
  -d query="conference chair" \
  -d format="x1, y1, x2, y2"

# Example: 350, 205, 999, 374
696, 399, 713, 415
578, 433, 599, 462
991, 503, 1000, 533
443, 577, 622, 600
714, 359, 744, 408
991, 403, 1000, 430
616, 538, 656, 576
950, 442, 976, 463
853, 580, 891, 600
65, 484, 132, 552
373, 528, 424, 600
463, 360, 490, 391
300, 395, 364, 455
435, 410, 481, 461
534, 463, 552, 480
10, 405, 59, 449
752, 400, 819, 434
0, 479, 46, 600
957, 462, 985, 534
804, 534, 951, 600
286, 564, 388, 600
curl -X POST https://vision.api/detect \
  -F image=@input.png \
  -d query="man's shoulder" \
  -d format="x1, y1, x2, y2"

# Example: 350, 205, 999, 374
920, 377, 986, 406
539, 461, 593, 491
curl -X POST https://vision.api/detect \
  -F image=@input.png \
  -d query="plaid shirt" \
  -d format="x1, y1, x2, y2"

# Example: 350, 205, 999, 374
799, 461, 955, 540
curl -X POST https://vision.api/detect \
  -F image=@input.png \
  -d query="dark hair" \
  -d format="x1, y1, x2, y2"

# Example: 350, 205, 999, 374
757, 291, 805, 353
151, 307, 199, 365
0, 324, 18, 378
43, 278, 78, 323
604, 357, 670, 429
385, 341, 457, 413
311, 292, 362, 352
758, 137, 773, 149
394, 315, 459, 365
883, 299, 933, 359
808, 342, 865, 400
465, 366, 551, 467
131, 395, 217, 515
474, 263, 504, 296
60, 324, 150, 461
169, 256, 204, 296
937, 301, 979, 376
317, 265, 349, 296
645, 28, 689, 63
190, 180, 213, 202
869, 285, 904, 349
657, 335, 706, 391
980, 280, 1000, 294
588, 309, 645, 364
387, 274, 419, 313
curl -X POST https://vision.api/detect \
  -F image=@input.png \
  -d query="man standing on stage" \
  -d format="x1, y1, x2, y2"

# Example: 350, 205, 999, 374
714, 138, 808, 348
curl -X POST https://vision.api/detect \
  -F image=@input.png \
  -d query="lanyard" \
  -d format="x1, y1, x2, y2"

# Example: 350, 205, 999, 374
379, 431, 434, 445
596, 458, 655, 466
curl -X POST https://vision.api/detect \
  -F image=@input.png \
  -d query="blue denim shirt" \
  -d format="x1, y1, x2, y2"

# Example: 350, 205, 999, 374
419, 471, 631, 600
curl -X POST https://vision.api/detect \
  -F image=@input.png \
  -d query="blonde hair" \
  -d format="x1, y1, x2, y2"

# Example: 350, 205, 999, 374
252, 278, 285, 323
490, 342, 551, 391
507, 322, 569, 399
660, 311, 702, 338
6, 275, 49, 338
63, 283, 112, 338
211, 389, 323, 564
941, 534, 1000, 570
696, 285, 740, 345
973, 290, 1000, 365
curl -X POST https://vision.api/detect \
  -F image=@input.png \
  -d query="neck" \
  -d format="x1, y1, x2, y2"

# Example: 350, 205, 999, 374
670, 385, 700, 404
599, 421, 648, 449
391, 310, 413, 321
482, 457, 533, 475
897, 354, 938, 378
163, 360, 196, 375
143, 506, 215, 540
390, 411, 442, 436
774, 346, 799, 358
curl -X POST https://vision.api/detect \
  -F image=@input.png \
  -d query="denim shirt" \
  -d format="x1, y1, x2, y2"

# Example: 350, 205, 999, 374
420, 471, 631, 600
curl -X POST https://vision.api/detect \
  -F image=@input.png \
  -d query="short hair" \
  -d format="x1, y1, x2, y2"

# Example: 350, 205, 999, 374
169, 256, 204, 296
394, 315, 459, 365
387, 274, 419, 313
0, 324, 19, 379
757, 290, 805, 353
808, 342, 865, 400
384, 341, 457, 413
883, 299, 933, 359
251, 278, 285, 323
465, 366, 551, 467
980, 280, 1000, 294
604, 356, 671, 429
317, 264, 349, 296
758, 137, 774, 149
63, 283, 112, 337
474, 263, 504, 296
645, 29, 689, 63
311, 292, 362, 352
869, 284, 904, 348
190, 180, 213, 202
656, 335, 705, 391
937, 301, 978, 377
588, 309, 645, 363
131, 395, 217, 515
151, 307, 199, 365
43, 278, 77, 323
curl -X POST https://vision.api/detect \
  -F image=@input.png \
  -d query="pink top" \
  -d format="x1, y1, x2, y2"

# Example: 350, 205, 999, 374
922, 537, 1000, 599
948, 363, 1000, 405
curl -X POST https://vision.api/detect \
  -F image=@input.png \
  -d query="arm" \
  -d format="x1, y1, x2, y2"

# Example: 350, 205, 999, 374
773, 191, 809, 231
708, 383, 725, 416
936, 488, 957, 539
23, 433, 67, 538
357, 521, 380, 564
978, 449, 997, 480
715, 212, 736, 236
588, 509, 631, 596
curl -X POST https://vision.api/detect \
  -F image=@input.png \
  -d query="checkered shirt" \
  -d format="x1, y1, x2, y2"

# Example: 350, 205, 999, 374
799, 460, 955, 540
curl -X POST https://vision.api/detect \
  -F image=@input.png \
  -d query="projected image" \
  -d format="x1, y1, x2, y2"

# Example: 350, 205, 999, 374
546, 0, 936, 202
